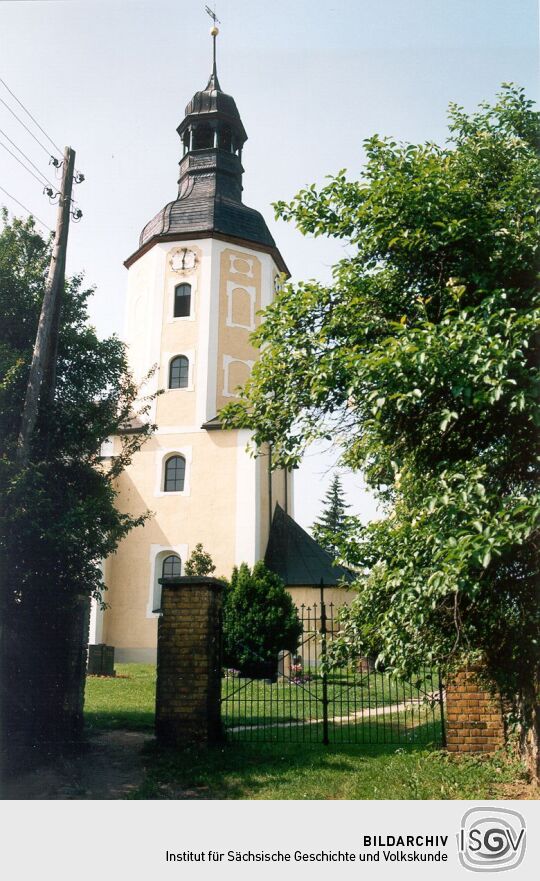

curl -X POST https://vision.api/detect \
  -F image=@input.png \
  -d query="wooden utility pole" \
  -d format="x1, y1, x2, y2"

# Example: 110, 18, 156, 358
16, 146, 76, 465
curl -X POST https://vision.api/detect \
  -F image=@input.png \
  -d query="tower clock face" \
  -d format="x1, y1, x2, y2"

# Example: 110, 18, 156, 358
170, 248, 197, 272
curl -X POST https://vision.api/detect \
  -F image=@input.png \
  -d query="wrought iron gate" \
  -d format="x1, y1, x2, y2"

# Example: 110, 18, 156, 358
221, 591, 445, 746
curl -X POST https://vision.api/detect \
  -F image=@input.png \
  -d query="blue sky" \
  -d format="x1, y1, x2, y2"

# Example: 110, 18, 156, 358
0, 0, 538, 528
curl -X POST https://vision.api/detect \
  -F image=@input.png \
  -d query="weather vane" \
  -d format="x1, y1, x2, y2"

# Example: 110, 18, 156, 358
205, 5, 220, 73
205, 5, 220, 27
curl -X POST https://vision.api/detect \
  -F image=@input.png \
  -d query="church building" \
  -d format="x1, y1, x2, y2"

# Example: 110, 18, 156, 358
91, 30, 351, 662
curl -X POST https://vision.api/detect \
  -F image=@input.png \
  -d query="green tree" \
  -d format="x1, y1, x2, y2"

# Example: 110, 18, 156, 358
223, 562, 302, 679
312, 473, 351, 557
184, 543, 216, 577
222, 87, 540, 773
0, 214, 153, 767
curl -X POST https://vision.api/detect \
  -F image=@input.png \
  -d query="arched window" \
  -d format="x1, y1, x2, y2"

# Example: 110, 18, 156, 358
162, 554, 181, 578
169, 355, 189, 389
164, 455, 186, 492
174, 283, 191, 318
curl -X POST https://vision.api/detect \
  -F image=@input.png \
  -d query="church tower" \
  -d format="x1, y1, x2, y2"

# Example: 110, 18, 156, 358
97, 29, 292, 662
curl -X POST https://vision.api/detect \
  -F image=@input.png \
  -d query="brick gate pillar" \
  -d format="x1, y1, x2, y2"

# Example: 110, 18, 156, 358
155, 576, 225, 746
446, 666, 505, 753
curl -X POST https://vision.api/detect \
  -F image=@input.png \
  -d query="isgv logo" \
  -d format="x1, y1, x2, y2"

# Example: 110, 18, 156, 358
458, 807, 526, 872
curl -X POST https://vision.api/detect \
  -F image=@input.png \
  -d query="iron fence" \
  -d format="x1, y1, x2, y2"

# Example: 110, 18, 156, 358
221, 591, 445, 746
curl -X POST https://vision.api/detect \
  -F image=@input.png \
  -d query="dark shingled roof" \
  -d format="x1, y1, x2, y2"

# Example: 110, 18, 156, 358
138, 177, 277, 252
180, 69, 248, 145
125, 65, 287, 273
265, 504, 355, 587
200, 414, 222, 431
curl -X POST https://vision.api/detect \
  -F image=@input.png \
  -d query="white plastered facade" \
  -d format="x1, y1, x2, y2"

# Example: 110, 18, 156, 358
97, 237, 291, 661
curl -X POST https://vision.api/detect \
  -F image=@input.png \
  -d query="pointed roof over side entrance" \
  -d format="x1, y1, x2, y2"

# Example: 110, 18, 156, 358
264, 504, 355, 587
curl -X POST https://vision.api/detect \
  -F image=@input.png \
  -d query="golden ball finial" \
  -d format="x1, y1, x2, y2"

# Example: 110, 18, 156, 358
210, 25, 219, 36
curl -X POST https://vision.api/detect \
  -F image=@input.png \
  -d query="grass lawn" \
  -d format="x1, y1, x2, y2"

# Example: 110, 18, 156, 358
222, 671, 441, 745
85, 663, 156, 732
84, 664, 529, 800
135, 741, 525, 800
85, 664, 441, 742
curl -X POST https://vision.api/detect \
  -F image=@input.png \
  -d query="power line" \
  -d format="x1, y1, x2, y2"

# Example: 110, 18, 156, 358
0, 95, 57, 161
0, 78, 85, 187
0, 183, 53, 233
0, 139, 56, 191
0, 132, 81, 208
0, 126, 56, 188
0, 76, 63, 158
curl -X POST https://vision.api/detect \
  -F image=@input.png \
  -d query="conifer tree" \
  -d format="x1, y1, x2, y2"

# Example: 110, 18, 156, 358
223, 562, 302, 679
312, 474, 350, 558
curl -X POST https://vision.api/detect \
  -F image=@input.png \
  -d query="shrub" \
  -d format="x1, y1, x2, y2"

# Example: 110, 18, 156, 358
184, 543, 216, 577
223, 562, 302, 679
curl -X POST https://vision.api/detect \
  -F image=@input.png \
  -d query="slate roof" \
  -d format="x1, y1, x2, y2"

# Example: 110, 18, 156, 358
138, 179, 277, 252
179, 69, 248, 145
200, 415, 222, 431
264, 504, 355, 587
125, 65, 288, 273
